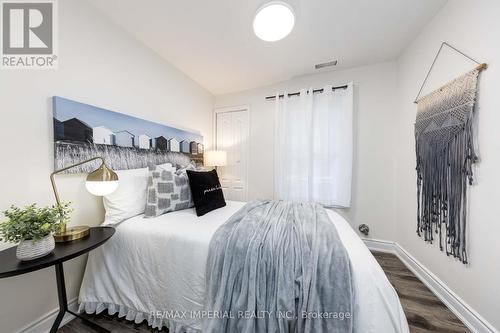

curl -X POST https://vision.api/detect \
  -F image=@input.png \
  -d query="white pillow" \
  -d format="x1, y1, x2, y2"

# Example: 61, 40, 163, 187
102, 163, 174, 225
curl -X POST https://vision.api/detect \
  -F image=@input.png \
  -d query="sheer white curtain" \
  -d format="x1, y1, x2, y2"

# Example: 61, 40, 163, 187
274, 83, 353, 207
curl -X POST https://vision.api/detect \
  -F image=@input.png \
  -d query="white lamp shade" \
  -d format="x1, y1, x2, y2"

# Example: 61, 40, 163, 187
85, 180, 119, 196
204, 150, 227, 167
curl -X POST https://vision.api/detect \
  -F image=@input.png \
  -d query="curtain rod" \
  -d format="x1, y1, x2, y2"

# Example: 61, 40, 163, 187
265, 84, 348, 100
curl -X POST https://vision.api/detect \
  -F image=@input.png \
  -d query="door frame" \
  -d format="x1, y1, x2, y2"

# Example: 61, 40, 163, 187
213, 105, 250, 201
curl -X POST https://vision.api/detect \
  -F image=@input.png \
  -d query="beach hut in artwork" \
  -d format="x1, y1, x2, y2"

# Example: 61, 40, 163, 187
53, 119, 64, 141
138, 134, 152, 149
93, 126, 115, 145
169, 138, 180, 152
180, 140, 190, 153
155, 136, 169, 151
190, 141, 198, 155
115, 130, 135, 147
197, 143, 204, 155
61, 118, 93, 143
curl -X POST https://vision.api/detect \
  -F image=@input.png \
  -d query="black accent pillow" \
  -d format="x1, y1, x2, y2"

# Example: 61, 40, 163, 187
186, 169, 226, 216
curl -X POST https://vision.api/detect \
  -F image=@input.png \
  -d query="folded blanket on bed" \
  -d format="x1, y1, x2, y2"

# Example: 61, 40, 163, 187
204, 200, 353, 333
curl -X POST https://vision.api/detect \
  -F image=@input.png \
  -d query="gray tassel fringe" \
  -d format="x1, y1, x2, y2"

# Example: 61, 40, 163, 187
415, 68, 481, 264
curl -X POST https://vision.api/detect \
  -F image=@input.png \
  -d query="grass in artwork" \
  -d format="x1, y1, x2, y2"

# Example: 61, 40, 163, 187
55, 142, 200, 173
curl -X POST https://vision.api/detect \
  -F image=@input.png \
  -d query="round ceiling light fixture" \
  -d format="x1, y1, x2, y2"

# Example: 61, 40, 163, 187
253, 1, 295, 42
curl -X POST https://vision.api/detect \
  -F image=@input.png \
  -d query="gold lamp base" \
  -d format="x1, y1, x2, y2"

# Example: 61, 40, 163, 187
54, 226, 90, 242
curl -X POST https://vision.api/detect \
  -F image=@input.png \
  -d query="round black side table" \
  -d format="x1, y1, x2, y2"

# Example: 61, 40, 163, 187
0, 226, 115, 333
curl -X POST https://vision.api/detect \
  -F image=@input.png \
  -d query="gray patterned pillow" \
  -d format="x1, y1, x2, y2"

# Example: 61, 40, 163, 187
144, 164, 194, 218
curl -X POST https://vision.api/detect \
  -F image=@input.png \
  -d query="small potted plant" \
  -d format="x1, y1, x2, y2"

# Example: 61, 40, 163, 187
0, 202, 72, 261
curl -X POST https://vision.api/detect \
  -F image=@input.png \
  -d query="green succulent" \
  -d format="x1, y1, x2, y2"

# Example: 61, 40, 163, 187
0, 202, 73, 243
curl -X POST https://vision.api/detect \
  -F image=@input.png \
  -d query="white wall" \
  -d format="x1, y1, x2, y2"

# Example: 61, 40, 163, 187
0, 1, 213, 332
215, 62, 399, 240
395, 0, 500, 330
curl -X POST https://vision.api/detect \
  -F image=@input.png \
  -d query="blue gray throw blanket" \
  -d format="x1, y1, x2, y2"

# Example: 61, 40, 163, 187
204, 201, 353, 333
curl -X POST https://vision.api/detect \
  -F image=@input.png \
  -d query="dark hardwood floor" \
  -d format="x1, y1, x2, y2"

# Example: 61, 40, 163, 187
59, 251, 469, 333
372, 251, 469, 333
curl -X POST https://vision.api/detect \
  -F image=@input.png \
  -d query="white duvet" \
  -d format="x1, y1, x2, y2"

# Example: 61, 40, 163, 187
79, 201, 409, 333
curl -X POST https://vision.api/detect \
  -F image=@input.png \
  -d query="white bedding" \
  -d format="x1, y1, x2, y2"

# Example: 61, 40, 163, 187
79, 201, 409, 333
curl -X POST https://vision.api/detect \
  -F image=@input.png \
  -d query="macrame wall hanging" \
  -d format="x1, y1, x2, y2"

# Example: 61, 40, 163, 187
414, 42, 487, 264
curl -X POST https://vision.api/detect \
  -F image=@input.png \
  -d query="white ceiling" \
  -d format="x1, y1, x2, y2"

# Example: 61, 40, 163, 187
87, 0, 447, 95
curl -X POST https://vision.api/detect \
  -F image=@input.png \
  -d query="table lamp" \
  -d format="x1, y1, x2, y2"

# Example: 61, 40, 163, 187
204, 150, 227, 170
50, 156, 119, 242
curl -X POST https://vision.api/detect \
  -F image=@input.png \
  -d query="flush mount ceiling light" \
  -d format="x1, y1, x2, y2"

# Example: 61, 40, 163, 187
253, 1, 295, 42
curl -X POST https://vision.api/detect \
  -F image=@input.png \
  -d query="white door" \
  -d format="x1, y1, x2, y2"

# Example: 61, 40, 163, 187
216, 108, 249, 201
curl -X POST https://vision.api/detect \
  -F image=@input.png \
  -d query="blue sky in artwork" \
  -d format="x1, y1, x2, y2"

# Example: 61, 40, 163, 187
53, 96, 203, 142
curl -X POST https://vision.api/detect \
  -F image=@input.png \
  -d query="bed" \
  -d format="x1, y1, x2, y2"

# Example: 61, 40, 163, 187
78, 201, 409, 333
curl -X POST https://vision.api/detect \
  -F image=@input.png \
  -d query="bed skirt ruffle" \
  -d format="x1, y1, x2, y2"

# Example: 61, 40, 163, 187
78, 301, 200, 333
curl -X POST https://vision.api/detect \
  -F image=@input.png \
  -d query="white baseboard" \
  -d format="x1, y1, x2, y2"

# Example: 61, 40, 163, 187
362, 238, 395, 253
17, 297, 77, 333
363, 238, 499, 333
